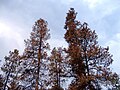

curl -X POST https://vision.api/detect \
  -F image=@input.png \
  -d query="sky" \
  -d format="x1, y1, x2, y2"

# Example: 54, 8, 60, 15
0, 0, 120, 74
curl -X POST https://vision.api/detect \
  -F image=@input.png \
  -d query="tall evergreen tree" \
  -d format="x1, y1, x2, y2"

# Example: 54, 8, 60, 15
48, 47, 66, 89
20, 18, 50, 90
64, 8, 114, 90
1, 49, 21, 90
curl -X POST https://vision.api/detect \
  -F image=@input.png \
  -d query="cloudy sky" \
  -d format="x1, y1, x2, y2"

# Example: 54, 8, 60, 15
0, 0, 120, 74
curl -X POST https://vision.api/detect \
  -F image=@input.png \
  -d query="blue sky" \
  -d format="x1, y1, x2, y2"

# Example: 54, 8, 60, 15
0, 0, 120, 74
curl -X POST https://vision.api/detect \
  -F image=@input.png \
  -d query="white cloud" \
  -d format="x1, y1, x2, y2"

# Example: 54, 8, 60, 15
83, 0, 119, 18
105, 33, 120, 74
83, 0, 102, 9
0, 21, 24, 54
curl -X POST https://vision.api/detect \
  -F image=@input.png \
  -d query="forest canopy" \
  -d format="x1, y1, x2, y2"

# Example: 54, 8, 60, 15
0, 8, 120, 90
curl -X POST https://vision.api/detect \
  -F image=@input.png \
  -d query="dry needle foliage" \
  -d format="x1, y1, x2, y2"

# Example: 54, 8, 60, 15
64, 8, 114, 90
20, 19, 50, 90
0, 8, 119, 90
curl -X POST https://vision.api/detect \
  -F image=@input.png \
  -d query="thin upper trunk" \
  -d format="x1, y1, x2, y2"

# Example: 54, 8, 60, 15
35, 37, 42, 90
55, 59, 61, 88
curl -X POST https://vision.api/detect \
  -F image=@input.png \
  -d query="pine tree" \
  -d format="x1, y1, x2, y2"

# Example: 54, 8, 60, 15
64, 8, 114, 90
1, 49, 21, 90
48, 47, 66, 89
20, 18, 50, 90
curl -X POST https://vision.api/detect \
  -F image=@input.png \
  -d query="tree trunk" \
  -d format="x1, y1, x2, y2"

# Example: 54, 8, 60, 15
35, 37, 42, 90
3, 71, 10, 90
